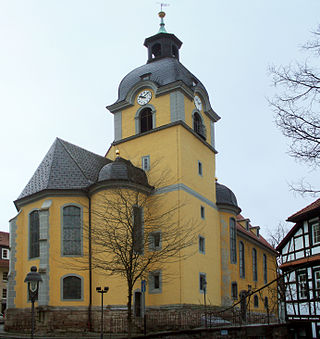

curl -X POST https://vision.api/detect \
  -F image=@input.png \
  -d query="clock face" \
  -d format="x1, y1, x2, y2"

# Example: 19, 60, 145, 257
137, 90, 152, 105
194, 95, 202, 111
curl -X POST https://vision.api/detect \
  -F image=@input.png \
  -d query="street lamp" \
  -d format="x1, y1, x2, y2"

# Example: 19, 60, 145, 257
96, 286, 109, 339
203, 278, 207, 328
24, 266, 42, 339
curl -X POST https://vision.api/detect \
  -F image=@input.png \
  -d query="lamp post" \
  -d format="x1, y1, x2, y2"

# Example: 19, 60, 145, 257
24, 266, 42, 339
203, 278, 207, 328
96, 286, 109, 339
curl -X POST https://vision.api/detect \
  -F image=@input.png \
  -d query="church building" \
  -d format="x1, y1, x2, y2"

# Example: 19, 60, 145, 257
6, 12, 278, 332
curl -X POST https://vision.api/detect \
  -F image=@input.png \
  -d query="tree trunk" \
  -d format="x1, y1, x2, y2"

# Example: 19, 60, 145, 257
127, 286, 133, 339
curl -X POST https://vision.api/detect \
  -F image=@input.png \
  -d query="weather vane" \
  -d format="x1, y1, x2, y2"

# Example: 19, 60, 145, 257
157, 2, 170, 12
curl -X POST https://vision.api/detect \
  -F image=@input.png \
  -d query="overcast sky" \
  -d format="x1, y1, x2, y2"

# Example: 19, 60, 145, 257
1, 0, 319, 238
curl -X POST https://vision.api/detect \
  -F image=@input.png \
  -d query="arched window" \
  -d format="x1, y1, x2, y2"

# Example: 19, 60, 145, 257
252, 248, 257, 281
29, 210, 40, 259
62, 205, 81, 256
264, 296, 269, 310
263, 254, 267, 284
193, 112, 206, 140
151, 43, 161, 58
172, 45, 178, 58
140, 108, 153, 133
239, 241, 245, 278
62, 275, 82, 300
230, 218, 237, 264
231, 282, 238, 300
254, 295, 259, 308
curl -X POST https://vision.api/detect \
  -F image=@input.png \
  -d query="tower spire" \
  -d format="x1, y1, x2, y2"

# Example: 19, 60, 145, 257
157, 3, 169, 33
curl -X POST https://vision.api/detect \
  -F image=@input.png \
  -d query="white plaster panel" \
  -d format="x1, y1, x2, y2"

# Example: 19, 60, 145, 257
312, 246, 320, 255
299, 302, 310, 315
305, 235, 309, 247
283, 243, 289, 254
304, 222, 308, 232
315, 302, 320, 315
295, 250, 304, 259
296, 228, 302, 236
295, 236, 303, 250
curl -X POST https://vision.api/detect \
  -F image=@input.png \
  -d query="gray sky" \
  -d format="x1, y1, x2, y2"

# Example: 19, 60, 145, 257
1, 0, 319, 237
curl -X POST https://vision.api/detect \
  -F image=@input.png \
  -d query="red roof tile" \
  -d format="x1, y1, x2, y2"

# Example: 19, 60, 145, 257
287, 198, 320, 222
236, 214, 277, 254
280, 254, 320, 269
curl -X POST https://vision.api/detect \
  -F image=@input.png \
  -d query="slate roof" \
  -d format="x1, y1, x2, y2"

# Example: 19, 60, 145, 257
17, 138, 111, 201
216, 182, 241, 213
115, 57, 208, 104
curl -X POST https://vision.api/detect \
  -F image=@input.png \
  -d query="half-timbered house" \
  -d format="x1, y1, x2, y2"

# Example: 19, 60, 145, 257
277, 199, 320, 339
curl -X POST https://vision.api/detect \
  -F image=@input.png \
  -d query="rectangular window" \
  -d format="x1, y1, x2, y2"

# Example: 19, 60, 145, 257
2, 272, 8, 281
297, 271, 307, 299
311, 221, 320, 245
231, 282, 238, 300
141, 155, 150, 171
149, 232, 161, 251
314, 270, 320, 299
2, 289, 7, 299
200, 206, 205, 219
199, 236, 205, 254
29, 210, 40, 259
2, 249, 9, 260
198, 161, 203, 176
199, 273, 207, 293
63, 206, 81, 256
133, 206, 144, 254
149, 271, 161, 294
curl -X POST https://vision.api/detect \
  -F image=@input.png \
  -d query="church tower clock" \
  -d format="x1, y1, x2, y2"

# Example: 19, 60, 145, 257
106, 11, 222, 306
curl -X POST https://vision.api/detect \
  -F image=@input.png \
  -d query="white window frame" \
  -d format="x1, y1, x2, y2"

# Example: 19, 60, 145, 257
297, 271, 308, 299
312, 221, 320, 245
2, 248, 9, 260
149, 231, 161, 251
149, 270, 162, 294
198, 161, 203, 176
199, 236, 205, 254
141, 155, 150, 171
2, 272, 8, 281
314, 269, 320, 299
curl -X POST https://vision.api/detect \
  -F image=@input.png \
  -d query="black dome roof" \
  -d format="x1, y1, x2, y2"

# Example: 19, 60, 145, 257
98, 157, 150, 187
216, 182, 241, 213
115, 57, 207, 104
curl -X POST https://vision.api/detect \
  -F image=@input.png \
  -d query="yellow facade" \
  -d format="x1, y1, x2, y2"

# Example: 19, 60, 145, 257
7, 20, 278, 332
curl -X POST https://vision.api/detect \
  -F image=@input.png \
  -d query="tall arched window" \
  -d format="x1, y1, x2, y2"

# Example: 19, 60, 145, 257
62, 275, 82, 300
140, 108, 153, 133
254, 295, 259, 308
230, 218, 237, 264
193, 112, 206, 140
29, 210, 40, 259
263, 254, 267, 284
239, 241, 245, 278
252, 248, 257, 281
151, 43, 161, 59
62, 205, 81, 256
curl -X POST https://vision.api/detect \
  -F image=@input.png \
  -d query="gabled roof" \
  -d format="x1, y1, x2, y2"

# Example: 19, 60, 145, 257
277, 198, 320, 251
16, 138, 111, 202
287, 198, 320, 222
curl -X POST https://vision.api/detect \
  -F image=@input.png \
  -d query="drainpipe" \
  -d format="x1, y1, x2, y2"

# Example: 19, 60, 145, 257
88, 195, 93, 331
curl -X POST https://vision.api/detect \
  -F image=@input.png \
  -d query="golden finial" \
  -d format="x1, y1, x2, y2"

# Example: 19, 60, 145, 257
115, 149, 120, 157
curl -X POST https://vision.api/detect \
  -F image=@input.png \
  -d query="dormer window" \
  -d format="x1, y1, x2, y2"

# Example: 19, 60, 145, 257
140, 108, 153, 133
151, 43, 161, 59
193, 112, 206, 140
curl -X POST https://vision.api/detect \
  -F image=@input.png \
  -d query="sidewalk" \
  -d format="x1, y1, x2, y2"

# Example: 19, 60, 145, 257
0, 326, 126, 339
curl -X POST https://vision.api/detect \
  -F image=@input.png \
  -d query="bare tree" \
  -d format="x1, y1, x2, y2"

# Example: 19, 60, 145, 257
269, 25, 320, 194
267, 222, 290, 249
87, 185, 198, 337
